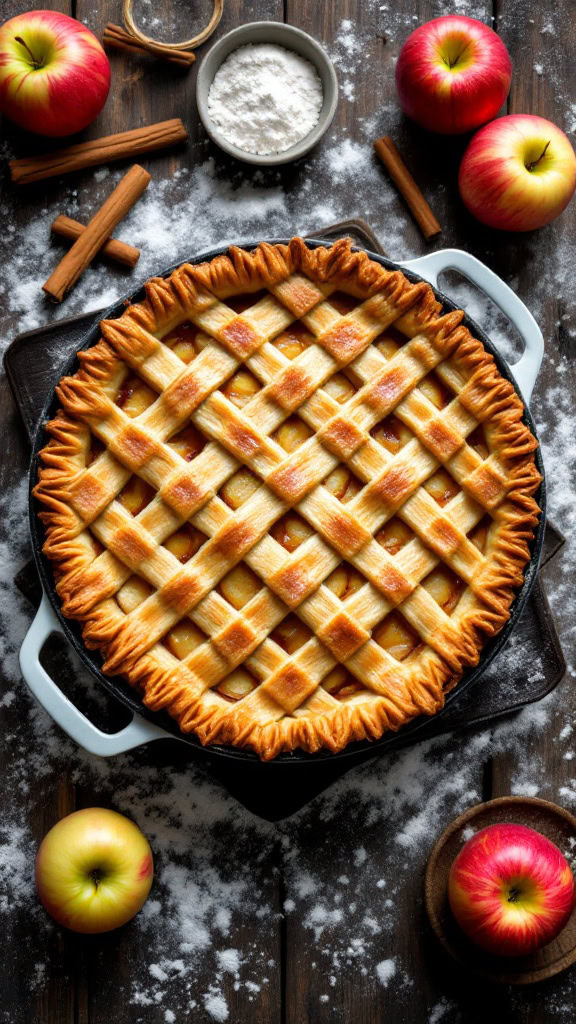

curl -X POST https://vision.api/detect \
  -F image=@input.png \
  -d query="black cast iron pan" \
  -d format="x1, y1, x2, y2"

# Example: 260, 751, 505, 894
28, 238, 547, 765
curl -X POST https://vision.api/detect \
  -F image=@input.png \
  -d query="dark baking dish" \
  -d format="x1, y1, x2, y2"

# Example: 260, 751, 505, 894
28, 239, 546, 764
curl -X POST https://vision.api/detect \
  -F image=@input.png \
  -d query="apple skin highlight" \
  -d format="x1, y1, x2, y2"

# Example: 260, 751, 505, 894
0, 10, 110, 136
448, 823, 575, 957
395, 15, 512, 135
459, 114, 576, 231
35, 808, 154, 934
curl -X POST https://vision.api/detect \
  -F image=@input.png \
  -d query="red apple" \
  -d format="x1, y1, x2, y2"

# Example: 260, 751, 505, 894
449, 823, 575, 957
0, 10, 110, 136
395, 16, 511, 135
35, 808, 153, 934
459, 114, 576, 231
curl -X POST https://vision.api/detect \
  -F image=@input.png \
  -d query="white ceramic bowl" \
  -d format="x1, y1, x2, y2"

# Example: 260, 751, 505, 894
196, 21, 339, 166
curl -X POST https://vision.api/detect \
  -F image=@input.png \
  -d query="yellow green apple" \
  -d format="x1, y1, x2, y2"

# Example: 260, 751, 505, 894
448, 822, 575, 957
35, 808, 153, 934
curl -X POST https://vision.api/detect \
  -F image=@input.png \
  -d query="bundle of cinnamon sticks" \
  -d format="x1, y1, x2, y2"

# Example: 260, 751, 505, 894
102, 23, 196, 67
11, 117, 190, 301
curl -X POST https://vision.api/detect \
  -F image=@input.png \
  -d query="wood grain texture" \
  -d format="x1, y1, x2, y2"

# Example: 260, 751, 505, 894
1, 0, 574, 1021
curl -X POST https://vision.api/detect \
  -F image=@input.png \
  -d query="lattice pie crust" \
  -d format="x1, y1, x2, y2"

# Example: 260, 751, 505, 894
35, 239, 541, 759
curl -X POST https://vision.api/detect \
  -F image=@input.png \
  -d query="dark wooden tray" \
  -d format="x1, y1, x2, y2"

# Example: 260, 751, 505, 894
5, 219, 566, 819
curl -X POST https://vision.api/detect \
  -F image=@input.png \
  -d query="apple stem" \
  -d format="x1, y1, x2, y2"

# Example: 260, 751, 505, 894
14, 36, 43, 69
508, 887, 521, 903
90, 868, 104, 889
442, 41, 472, 70
526, 141, 551, 172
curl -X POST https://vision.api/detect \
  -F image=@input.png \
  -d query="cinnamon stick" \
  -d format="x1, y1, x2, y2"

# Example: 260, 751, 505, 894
10, 119, 188, 185
103, 23, 195, 67
43, 164, 150, 302
51, 214, 140, 268
374, 136, 442, 241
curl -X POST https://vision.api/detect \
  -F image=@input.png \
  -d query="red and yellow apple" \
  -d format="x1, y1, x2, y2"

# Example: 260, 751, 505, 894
448, 823, 575, 957
0, 10, 110, 136
395, 16, 512, 135
35, 807, 154, 934
459, 114, 576, 231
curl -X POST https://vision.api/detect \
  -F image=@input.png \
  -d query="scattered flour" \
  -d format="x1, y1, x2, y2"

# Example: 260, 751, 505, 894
429, 997, 459, 1023
375, 958, 396, 987
204, 989, 229, 1022
216, 948, 241, 975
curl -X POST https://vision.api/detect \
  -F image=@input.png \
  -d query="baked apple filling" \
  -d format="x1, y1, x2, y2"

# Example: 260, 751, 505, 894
321, 667, 365, 699
325, 563, 365, 600
164, 619, 206, 661
373, 612, 422, 662
220, 368, 260, 408
115, 374, 156, 417
167, 424, 205, 462
422, 565, 464, 615
269, 512, 312, 552
272, 321, 312, 359
323, 371, 357, 405
87, 436, 105, 465
272, 414, 313, 453
467, 424, 490, 460
468, 515, 490, 553
375, 517, 415, 555
163, 321, 207, 364
220, 467, 262, 510
424, 468, 460, 507
118, 476, 155, 516
217, 667, 260, 702
418, 372, 451, 409
270, 613, 313, 654
324, 465, 362, 503
374, 325, 408, 359
218, 563, 262, 610
162, 523, 206, 563
371, 414, 413, 454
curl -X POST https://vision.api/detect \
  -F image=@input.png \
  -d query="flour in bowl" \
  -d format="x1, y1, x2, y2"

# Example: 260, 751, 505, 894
206, 43, 323, 156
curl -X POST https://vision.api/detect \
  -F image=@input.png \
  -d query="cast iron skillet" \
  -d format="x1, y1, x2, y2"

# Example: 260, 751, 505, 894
28, 239, 546, 764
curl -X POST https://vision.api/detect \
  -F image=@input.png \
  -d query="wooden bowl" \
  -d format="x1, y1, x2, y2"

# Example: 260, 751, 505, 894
425, 796, 576, 984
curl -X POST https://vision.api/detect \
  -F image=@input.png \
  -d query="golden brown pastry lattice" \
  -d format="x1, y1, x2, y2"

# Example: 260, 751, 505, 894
35, 239, 541, 759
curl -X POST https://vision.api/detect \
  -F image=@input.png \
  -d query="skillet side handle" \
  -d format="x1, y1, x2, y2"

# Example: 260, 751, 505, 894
399, 248, 544, 406
19, 594, 171, 757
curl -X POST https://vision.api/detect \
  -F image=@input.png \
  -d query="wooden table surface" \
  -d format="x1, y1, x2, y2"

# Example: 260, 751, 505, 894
1, 1, 575, 1023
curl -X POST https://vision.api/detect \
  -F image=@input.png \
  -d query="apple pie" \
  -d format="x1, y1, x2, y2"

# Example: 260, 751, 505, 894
34, 238, 541, 759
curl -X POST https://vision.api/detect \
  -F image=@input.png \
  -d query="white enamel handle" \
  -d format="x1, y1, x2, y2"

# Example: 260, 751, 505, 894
20, 594, 172, 756
399, 248, 543, 405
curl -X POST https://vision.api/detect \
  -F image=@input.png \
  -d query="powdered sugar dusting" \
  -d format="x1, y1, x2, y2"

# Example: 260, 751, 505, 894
376, 958, 396, 986
207, 44, 323, 156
